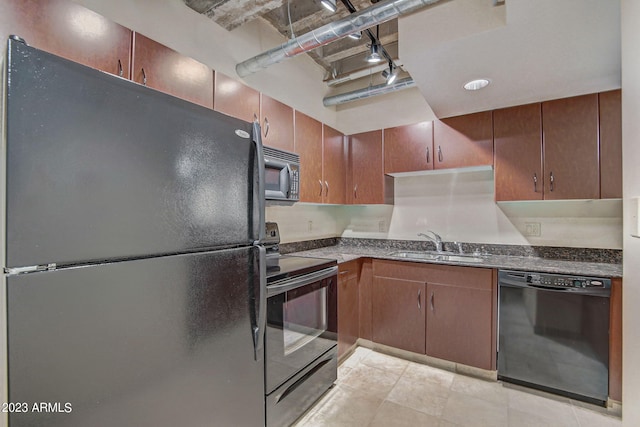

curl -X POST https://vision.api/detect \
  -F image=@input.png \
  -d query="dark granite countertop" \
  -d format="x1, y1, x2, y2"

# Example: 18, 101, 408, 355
286, 240, 623, 278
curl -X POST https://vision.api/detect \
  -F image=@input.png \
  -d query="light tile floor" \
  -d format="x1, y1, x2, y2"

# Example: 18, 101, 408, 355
294, 347, 622, 427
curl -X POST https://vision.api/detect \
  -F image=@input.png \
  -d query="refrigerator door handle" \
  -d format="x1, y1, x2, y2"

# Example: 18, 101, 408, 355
253, 245, 267, 361
253, 121, 266, 244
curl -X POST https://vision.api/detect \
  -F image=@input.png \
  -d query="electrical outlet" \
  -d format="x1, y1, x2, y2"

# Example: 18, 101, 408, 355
524, 222, 541, 237
378, 220, 385, 232
308, 220, 313, 232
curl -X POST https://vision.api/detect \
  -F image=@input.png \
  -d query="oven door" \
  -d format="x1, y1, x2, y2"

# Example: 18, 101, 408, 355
265, 266, 338, 394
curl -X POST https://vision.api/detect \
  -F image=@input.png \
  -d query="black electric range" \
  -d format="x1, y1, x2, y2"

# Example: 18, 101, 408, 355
266, 254, 337, 283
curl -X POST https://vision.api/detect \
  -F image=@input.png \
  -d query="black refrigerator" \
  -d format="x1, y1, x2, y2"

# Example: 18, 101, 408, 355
3, 37, 266, 426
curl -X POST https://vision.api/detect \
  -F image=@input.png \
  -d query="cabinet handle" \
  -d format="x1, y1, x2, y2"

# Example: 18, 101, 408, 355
550, 172, 554, 192
437, 145, 443, 162
533, 173, 538, 193
118, 59, 123, 77
339, 270, 349, 275
324, 181, 329, 197
418, 289, 421, 309
141, 67, 147, 86
430, 292, 434, 311
354, 184, 358, 199
318, 180, 323, 196
426, 146, 430, 163
263, 117, 270, 138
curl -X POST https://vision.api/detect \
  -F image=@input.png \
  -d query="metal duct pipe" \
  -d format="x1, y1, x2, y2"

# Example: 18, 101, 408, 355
323, 77, 415, 106
236, 0, 447, 77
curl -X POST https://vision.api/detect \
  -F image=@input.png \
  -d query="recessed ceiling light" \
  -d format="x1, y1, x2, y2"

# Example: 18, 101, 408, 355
463, 78, 490, 91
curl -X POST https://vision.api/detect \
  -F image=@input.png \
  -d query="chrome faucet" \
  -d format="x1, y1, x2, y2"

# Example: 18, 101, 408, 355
417, 230, 443, 252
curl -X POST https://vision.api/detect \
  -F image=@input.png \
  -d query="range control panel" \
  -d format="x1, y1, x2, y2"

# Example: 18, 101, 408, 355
526, 273, 611, 289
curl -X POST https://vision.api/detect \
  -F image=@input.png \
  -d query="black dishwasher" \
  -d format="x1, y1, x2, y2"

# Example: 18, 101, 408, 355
498, 270, 611, 406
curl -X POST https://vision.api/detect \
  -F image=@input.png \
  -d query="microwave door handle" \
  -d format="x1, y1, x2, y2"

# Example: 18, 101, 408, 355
285, 164, 293, 197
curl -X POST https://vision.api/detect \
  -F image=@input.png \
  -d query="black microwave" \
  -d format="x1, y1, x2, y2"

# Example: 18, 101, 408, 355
263, 146, 300, 203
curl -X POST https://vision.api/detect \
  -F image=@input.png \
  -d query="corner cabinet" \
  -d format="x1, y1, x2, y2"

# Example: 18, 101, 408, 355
599, 90, 622, 199
384, 122, 434, 173
295, 111, 324, 203
338, 261, 360, 359
131, 33, 213, 109
323, 125, 347, 204
433, 112, 493, 169
0, 0, 131, 78
349, 130, 391, 204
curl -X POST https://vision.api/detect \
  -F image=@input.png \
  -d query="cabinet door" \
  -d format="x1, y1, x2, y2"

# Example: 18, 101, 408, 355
372, 276, 425, 354
323, 125, 347, 204
131, 33, 213, 109
359, 259, 373, 341
433, 112, 493, 169
338, 262, 359, 359
609, 278, 622, 401
494, 104, 543, 201
350, 130, 384, 204
542, 94, 599, 199
295, 111, 323, 203
214, 72, 260, 122
384, 122, 433, 173
425, 282, 493, 370
0, 0, 131, 78
260, 94, 294, 151
599, 90, 622, 199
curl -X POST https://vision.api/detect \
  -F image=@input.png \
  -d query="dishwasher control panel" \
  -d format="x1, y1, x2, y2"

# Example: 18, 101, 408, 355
527, 273, 611, 289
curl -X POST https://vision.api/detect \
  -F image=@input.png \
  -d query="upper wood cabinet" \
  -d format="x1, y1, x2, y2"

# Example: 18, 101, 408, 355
542, 94, 600, 200
260, 94, 294, 151
131, 33, 213, 109
350, 130, 385, 204
214, 72, 260, 123
0, 0, 131, 78
384, 122, 434, 173
494, 103, 543, 201
433, 111, 493, 169
295, 111, 323, 203
599, 90, 622, 199
322, 125, 347, 204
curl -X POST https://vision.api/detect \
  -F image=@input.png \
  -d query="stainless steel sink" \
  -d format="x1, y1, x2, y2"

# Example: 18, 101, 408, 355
388, 251, 484, 263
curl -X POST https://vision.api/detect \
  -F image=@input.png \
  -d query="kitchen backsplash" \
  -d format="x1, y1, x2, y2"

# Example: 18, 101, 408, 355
268, 170, 623, 250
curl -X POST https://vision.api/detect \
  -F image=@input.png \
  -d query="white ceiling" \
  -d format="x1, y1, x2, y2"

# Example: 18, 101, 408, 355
400, 0, 621, 118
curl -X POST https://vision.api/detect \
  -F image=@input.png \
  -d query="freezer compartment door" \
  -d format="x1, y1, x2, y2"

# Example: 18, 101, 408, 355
7, 247, 265, 427
5, 39, 261, 268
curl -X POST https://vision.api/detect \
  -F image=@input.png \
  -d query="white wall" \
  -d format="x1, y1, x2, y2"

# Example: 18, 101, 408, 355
621, 0, 640, 424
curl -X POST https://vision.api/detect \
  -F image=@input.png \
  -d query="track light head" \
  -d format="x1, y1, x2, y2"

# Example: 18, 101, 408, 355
320, 0, 337, 13
365, 44, 382, 63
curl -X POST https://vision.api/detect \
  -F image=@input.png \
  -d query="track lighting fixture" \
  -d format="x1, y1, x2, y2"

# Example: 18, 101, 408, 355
382, 63, 399, 85
348, 32, 362, 40
320, 0, 337, 13
365, 43, 382, 63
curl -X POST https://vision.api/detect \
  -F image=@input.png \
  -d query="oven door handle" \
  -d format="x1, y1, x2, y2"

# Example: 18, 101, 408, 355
267, 266, 338, 297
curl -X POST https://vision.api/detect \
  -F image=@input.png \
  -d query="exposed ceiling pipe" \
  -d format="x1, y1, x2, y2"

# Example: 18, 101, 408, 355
236, 0, 448, 77
323, 77, 416, 106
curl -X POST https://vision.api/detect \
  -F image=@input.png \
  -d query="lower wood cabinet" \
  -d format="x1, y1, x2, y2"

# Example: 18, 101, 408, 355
371, 260, 497, 370
425, 267, 496, 370
372, 276, 426, 354
338, 261, 360, 359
